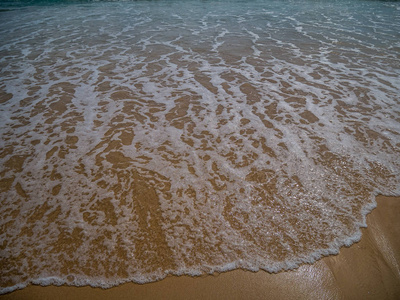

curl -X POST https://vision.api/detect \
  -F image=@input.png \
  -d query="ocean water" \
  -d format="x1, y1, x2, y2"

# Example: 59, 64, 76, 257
0, 0, 399, 294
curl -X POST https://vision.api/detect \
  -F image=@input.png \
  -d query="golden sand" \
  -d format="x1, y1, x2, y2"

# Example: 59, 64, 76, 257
2, 195, 399, 300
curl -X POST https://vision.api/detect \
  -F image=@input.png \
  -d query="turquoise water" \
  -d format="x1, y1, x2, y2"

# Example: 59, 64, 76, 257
0, 0, 399, 294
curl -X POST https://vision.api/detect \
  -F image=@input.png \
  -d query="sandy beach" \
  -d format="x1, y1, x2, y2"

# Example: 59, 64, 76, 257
2, 195, 399, 300
1, 1, 400, 299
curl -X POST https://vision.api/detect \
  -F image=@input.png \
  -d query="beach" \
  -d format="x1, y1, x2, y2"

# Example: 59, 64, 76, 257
1, 195, 399, 300
1, 0, 400, 298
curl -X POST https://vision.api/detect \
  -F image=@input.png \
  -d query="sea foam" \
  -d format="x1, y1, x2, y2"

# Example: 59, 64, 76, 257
0, 0, 399, 294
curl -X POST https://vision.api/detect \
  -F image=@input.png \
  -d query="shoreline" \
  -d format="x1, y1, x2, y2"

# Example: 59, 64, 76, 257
1, 195, 399, 299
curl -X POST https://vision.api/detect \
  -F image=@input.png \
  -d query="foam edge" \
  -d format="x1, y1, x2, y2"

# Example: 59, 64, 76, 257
2, 191, 399, 296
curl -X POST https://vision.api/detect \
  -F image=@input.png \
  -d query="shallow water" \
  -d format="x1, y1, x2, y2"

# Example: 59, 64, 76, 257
0, 0, 399, 294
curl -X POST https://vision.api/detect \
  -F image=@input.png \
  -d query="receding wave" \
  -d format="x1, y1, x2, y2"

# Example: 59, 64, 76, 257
1, 0, 399, 294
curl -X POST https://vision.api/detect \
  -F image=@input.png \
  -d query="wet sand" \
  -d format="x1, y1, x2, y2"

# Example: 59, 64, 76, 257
1, 195, 399, 300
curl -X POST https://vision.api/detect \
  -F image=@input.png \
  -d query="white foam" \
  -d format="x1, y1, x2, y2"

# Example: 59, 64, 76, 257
1, 0, 400, 295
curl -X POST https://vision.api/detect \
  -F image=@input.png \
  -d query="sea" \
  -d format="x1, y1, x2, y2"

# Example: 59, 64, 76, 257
0, 0, 399, 294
